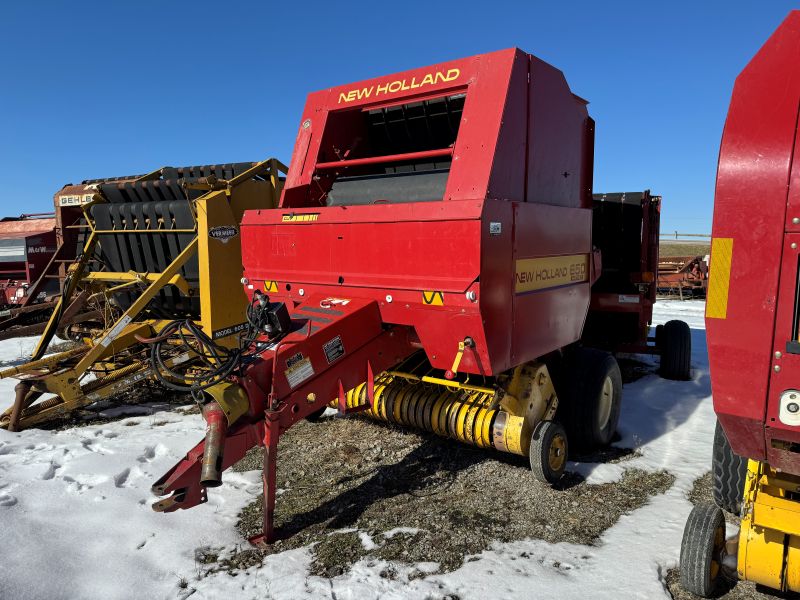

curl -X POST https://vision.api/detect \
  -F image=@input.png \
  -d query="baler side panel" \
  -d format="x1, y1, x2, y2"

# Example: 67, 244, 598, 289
448, 50, 515, 202
527, 57, 591, 209
512, 202, 593, 364
765, 221, 800, 471
484, 51, 529, 203
478, 200, 514, 373
282, 89, 330, 208
708, 11, 800, 461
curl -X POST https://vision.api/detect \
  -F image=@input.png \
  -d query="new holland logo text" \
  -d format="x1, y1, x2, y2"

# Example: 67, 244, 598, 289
338, 68, 461, 104
515, 255, 589, 294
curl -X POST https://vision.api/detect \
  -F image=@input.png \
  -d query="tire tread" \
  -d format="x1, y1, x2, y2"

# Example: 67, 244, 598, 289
660, 319, 691, 380
680, 502, 725, 597
712, 421, 747, 515
561, 347, 622, 452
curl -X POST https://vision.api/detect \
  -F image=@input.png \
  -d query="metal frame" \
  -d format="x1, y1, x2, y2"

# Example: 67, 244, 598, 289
0, 159, 287, 431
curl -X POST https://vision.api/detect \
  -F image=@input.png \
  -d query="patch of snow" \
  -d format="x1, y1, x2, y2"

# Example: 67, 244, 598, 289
358, 531, 378, 551
383, 527, 421, 539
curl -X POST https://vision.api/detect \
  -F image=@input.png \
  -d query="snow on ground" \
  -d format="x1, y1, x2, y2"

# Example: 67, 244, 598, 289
0, 300, 714, 600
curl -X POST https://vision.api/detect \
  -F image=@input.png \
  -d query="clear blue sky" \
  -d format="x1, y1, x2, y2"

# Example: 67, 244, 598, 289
1, 1, 795, 233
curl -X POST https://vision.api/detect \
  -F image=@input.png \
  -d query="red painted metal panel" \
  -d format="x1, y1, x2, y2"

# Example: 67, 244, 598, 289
526, 58, 591, 209
478, 200, 514, 372
242, 203, 482, 293
764, 233, 800, 473
241, 47, 594, 378
512, 202, 593, 363
708, 11, 800, 463
483, 51, 528, 202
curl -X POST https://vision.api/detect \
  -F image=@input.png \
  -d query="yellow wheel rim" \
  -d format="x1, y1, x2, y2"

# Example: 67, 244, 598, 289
549, 433, 567, 472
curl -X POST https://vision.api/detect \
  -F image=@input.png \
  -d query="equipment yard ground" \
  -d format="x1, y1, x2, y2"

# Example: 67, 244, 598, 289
0, 300, 777, 599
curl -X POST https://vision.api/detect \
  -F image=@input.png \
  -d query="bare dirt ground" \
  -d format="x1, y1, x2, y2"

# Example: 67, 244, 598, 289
216, 414, 674, 580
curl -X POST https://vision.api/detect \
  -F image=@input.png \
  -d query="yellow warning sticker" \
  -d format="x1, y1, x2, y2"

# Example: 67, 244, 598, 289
422, 291, 444, 305
285, 356, 314, 388
706, 237, 733, 319
515, 254, 589, 293
281, 213, 320, 223
264, 280, 278, 293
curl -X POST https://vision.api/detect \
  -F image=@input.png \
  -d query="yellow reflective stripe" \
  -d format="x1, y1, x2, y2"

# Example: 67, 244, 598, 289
706, 237, 733, 319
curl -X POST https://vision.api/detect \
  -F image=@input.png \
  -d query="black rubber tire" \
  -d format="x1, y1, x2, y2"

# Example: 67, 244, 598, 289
560, 348, 622, 452
712, 421, 747, 516
660, 319, 691, 380
305, 407, 327, 423
680, 502, 726, 598
529, 420, 568, 484
654, 324, 664, 350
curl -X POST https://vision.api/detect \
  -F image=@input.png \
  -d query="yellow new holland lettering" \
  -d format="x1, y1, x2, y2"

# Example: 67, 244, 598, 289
337, 68, 461, 103
515, 254, 590, 293
281, 213, 320, 223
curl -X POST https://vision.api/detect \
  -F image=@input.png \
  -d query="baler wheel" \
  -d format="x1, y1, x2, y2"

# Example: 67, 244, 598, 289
660, 320, 691, 380
529, 420, 568, 484
679, 502, 726, 598
712, 421, 747, 515
561, 348, 622, 452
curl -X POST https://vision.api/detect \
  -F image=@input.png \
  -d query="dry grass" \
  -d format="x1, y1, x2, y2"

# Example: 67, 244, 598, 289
659, 242, 711, 258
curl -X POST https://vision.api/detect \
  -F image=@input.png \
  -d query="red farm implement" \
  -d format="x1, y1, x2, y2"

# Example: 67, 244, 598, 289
150, 49, 687, 545
0, 214, 60, 340
680, 11, 800, 597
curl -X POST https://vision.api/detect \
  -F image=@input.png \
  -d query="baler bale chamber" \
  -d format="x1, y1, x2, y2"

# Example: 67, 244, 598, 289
679, 11, 800, 597
153, 49, 630, 545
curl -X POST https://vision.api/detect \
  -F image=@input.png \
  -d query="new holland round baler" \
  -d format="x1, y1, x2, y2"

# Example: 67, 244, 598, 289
151, 49, 638, 544
680, 11, 800, 596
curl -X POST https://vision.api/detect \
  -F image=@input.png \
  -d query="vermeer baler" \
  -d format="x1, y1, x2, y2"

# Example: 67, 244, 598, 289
680, 12, 800, 596
0, 160, 285, 431
153, 49, 627, 544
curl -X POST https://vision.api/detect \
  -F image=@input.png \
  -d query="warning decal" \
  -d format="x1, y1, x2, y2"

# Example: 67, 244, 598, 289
285, 356, 314, 388
281, 213, 320, 223
515, 254, 589, 294
286, 352, 304, 368
422, 291, 444, 305
322, 335, 345, 364
321, 297, 351, 306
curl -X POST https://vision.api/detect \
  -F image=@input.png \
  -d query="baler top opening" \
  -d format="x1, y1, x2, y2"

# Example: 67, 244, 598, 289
311, 92, 466, 206
279, 49, 594, 210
